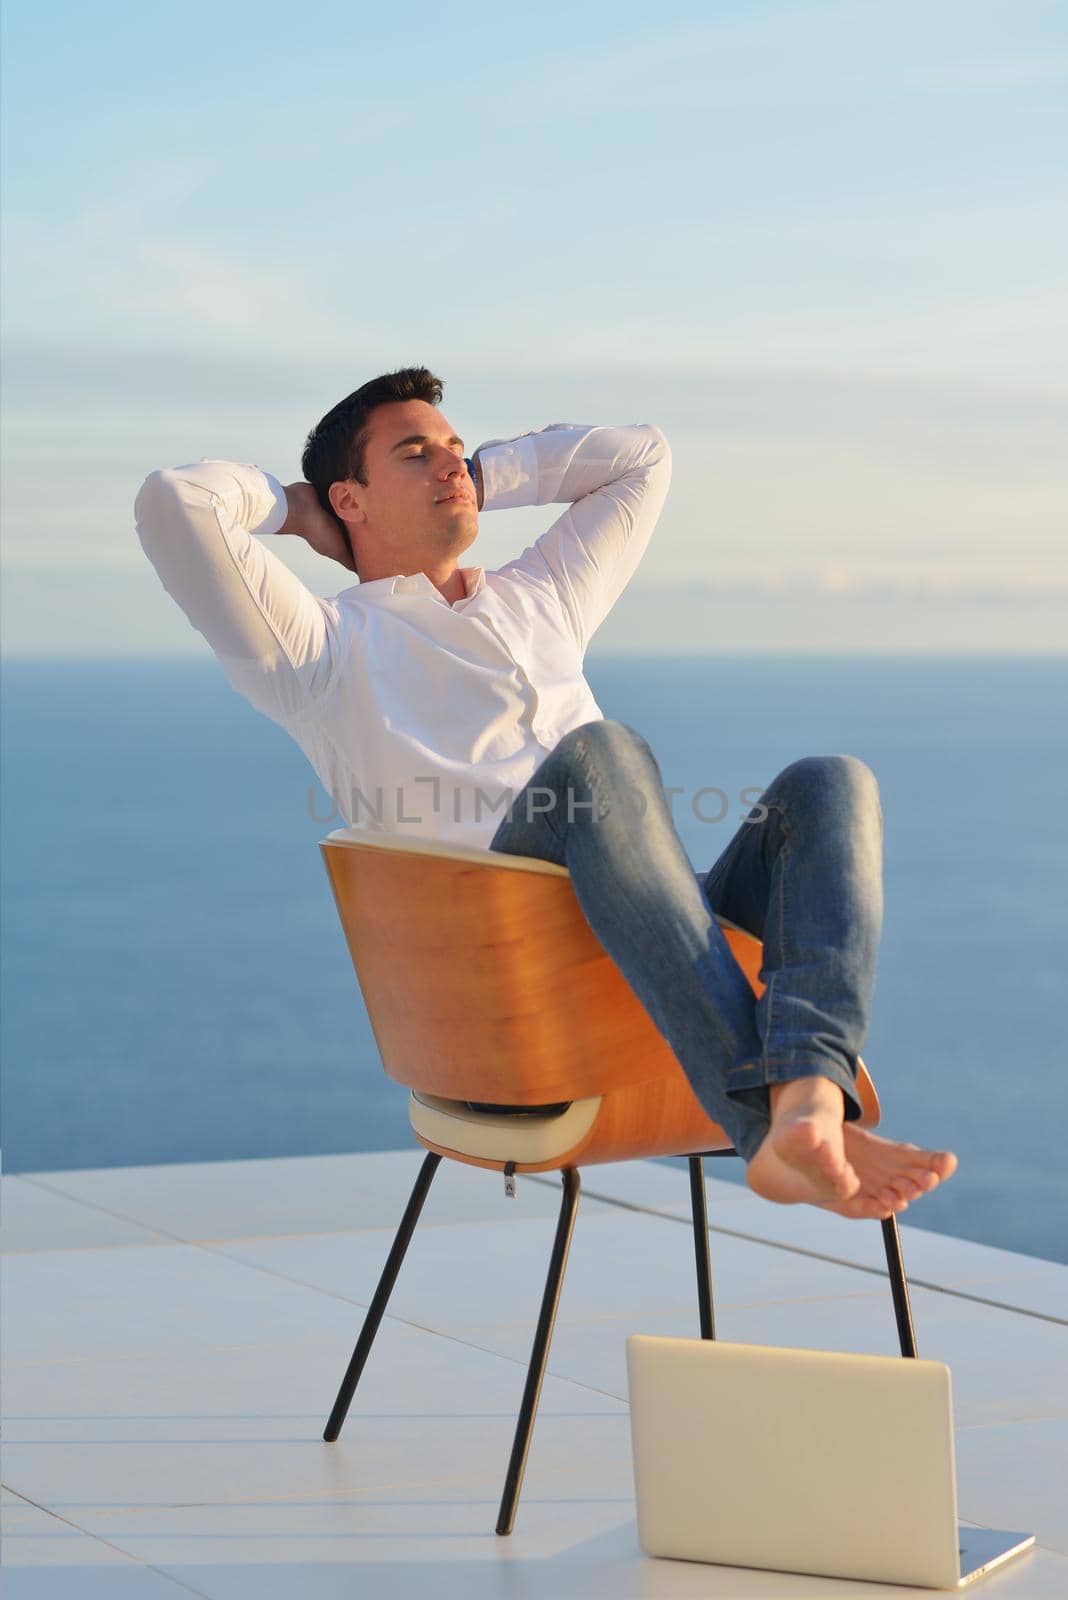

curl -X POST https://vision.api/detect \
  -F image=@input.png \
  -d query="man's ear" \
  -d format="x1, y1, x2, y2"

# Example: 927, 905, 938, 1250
328, 478, 367, 528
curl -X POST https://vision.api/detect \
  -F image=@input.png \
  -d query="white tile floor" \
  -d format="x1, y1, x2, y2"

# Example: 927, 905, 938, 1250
2, 1149, 1065, 1598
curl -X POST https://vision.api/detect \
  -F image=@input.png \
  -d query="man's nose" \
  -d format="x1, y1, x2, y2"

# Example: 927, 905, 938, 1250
434, 448, 463, 478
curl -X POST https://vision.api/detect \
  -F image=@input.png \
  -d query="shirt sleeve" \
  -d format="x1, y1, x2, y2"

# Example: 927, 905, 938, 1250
134, 459, 339, 721
475, 422, 672, 656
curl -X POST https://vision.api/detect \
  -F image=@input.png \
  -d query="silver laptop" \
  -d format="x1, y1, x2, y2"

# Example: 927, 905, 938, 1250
626, 1336, 1034, 1589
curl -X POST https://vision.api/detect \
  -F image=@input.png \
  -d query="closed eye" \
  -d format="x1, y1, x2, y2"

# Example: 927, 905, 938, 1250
391, 433, 466, 458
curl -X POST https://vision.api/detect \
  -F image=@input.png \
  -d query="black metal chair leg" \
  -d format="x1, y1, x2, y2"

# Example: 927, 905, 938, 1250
688, 1155, 716, 1340
496, 1166, 581, 1536
323, 1150, 443, 1442
881, 1213, 918, 1357
686, 1150, 917, 1360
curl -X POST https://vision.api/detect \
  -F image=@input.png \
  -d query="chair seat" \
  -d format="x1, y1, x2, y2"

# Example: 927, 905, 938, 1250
409, 1090, 603, 1163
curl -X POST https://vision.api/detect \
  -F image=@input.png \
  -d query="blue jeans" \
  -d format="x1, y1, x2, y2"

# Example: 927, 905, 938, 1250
487, 720, 883, 1163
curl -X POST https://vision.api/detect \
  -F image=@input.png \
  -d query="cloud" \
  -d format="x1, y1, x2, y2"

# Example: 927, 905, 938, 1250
589, 575, 1068, 656
477, 0, 1068, 117
4, 564, 1066, 658
3, 342, 1064, 591
663, 570, 1068, 603
3, 209, 370, 352
900, 55, 1068, 94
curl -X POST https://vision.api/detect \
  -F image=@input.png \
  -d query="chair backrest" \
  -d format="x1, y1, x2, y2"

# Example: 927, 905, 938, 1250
320, 828, 878, 1119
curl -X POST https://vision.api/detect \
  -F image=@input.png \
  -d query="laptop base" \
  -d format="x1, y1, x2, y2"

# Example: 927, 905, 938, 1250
956, 1526, 1035, 1588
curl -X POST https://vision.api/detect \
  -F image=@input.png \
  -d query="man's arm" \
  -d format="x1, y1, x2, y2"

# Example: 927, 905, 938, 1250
134, 460, 343, 721
472, 423, 671, 656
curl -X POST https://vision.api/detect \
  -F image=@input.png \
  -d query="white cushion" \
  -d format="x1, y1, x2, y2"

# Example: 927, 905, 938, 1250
408, 1090, 602, 1163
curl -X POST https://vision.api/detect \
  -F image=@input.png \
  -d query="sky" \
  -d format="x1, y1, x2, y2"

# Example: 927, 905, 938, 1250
1, 0, 1065, 655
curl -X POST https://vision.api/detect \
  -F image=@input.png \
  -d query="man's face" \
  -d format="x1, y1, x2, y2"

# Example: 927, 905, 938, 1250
338, 399, 478, 569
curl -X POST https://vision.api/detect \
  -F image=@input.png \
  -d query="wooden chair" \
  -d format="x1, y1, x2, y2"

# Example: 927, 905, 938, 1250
318, 828, 918, 1535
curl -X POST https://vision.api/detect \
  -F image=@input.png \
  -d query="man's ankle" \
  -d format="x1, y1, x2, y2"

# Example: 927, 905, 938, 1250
769, 1075, 846, 1117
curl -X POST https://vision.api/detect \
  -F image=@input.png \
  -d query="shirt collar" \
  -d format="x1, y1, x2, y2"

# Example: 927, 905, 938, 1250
357, 566, 485, 607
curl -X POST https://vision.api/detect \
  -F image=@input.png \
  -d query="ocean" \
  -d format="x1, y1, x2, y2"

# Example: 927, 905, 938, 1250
2, 654, 1065, 1264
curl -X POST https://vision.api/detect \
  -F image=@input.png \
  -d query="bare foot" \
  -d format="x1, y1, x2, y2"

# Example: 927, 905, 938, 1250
746, 1076, 958, 1220
822, 1125, 958, 1220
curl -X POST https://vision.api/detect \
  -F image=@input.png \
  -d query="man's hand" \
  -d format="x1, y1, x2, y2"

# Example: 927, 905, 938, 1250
278, 482, 358, 573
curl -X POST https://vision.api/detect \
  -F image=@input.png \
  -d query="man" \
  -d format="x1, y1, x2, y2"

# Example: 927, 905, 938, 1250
135, 366, 957, 1222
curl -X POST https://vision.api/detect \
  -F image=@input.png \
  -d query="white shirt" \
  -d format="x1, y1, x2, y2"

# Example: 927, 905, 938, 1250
134, 422, 672, 849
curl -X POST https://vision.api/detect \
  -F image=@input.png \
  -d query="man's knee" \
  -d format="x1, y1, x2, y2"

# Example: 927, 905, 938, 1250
777, 754, 881, 815
555, 718, 653, 763
548, 719, 656, 822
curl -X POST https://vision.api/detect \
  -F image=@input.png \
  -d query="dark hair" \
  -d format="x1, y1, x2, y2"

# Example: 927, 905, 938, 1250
301, 366, 445, 515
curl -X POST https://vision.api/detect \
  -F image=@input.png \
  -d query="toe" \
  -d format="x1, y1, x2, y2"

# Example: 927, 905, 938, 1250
886, 1174, 924, 1202
920, 1149, 957, 1178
